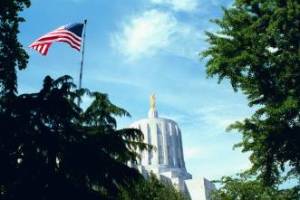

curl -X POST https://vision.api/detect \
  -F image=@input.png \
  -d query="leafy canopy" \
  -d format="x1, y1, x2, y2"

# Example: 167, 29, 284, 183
211, 174, 300, 200
203, 0, 300, 186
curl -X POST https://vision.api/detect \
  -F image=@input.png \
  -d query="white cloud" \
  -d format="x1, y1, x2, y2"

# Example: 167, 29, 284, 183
151, 0, 198, 11
184, 146, 202, 159
111, 9, 203, 60
111, 10, 177, 60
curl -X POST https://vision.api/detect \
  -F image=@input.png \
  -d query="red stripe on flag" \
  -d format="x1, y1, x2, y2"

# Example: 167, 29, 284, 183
37, 33, 81, 46
29, 26, 83, 55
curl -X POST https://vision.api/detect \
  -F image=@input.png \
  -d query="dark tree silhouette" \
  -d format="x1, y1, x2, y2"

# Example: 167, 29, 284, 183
0, 75, 148, 200
0, 0, 30, 98
0, 1, 151, 199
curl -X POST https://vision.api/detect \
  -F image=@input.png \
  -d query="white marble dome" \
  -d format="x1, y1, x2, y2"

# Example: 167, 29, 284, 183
129, 95, 192, 191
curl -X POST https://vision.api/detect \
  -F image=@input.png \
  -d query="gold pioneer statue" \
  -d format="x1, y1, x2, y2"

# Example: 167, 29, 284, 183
150, 94, 156, 109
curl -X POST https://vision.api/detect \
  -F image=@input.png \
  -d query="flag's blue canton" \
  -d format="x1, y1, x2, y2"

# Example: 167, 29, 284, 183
65, 23, 84, 38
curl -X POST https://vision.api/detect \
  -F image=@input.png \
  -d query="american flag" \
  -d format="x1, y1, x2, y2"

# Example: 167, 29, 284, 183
29, 23, 84, 55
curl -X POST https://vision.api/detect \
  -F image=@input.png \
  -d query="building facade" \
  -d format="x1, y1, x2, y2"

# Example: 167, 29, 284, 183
129, 95, 215, 200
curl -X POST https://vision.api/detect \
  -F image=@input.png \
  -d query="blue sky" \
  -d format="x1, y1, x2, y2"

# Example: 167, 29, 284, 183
18, 0, 254, 181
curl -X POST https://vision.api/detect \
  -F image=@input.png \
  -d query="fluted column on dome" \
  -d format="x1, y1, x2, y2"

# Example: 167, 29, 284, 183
162, 122, 169, 166
170, 123, 178, 167
150, 121, 158, 165
177, 127, 185, 168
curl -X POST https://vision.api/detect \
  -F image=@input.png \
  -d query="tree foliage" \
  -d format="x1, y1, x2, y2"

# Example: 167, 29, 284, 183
203, 0, 300, 186
211, 175, 300, 200
0, 1, 152, 199
0, 0, 30, 97
118, 173, 188, 200
0, 75, 149, 200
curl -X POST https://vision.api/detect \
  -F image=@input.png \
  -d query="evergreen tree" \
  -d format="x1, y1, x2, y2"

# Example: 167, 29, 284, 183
203, 0, 300, 186
0, 0, 30, 97
0, 1, 150, 199
0, 75, 148, 200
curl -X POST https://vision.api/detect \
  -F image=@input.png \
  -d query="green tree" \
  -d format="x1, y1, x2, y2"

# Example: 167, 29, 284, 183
0, 75, 148, 200
118, 173, 188, 200
203, 0, 300, 186
211, 175, 300, 200
1, 1, 150, 199
0, 0, 30, 97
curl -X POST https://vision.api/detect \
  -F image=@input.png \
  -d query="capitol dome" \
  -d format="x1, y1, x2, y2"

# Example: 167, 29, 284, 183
129, 95, 192, 191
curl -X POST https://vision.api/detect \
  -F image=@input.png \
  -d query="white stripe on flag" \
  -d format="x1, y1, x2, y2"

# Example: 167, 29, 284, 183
41, 45, 47, 55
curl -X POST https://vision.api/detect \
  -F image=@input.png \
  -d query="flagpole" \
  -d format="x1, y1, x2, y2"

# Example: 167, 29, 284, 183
78, 19, 87, 106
